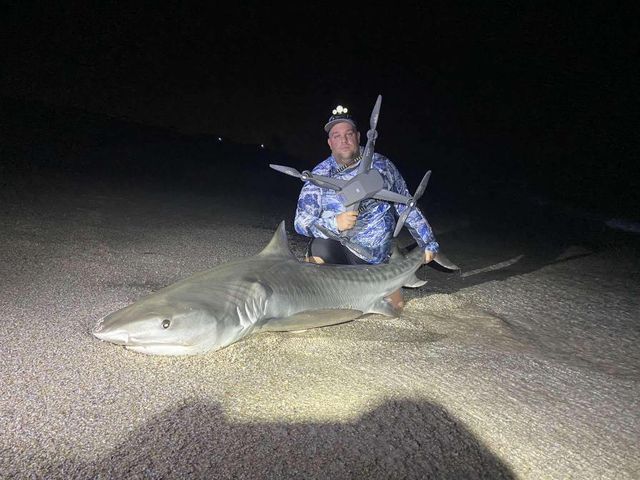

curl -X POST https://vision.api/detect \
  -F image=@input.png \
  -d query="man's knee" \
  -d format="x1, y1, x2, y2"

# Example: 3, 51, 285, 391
305, 256, 325, 264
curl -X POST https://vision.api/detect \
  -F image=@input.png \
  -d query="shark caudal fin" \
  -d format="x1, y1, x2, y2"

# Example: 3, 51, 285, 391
433, 252, 460, 271
389, 245, 427, 288
258, 221, 297, 259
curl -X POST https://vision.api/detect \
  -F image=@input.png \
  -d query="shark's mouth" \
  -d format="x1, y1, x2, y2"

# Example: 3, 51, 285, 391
124, 343, 200, 356
93, 327, 129, 344
93, 322, 199, 355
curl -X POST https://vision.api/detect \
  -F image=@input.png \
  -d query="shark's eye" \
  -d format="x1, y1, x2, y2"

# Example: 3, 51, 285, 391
162, 319, 171, 329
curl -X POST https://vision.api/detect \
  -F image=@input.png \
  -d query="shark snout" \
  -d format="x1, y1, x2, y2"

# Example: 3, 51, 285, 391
92, 321, 130, 344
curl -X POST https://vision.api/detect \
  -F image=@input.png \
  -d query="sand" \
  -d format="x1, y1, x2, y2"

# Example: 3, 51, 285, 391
1, 181, 638, 479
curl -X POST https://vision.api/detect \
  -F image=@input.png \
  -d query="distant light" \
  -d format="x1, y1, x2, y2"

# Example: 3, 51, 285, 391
217, 137, 223, 142
260, 144, 265, 149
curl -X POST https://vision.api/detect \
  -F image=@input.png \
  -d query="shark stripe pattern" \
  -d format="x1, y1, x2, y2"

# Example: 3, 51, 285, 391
92, 221, 426, 355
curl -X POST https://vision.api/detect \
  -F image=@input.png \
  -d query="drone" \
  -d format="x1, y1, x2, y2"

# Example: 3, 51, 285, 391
269, 95, 454, 268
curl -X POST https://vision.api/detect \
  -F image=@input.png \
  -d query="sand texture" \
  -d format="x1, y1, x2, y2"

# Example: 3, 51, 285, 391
1, 183, 638, 479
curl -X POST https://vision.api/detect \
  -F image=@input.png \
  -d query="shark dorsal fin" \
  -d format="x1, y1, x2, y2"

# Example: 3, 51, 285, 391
259, 221, 296, 258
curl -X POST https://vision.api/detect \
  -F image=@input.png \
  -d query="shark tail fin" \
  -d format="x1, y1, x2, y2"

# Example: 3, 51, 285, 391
433, 252, 460, 271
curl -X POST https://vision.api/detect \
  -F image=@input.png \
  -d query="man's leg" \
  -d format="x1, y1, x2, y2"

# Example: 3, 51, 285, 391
306, 238, 350, 265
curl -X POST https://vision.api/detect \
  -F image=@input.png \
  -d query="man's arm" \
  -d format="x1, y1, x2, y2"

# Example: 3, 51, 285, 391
294, 181, 341, 238
384, 159, 439, 258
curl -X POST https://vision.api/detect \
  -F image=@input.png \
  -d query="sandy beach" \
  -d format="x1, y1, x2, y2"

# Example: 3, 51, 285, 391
0, 177, 638, 479
2, 2, 637, 477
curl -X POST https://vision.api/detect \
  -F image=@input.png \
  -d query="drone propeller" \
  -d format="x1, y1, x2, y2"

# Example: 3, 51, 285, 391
393, 170, 431, 238
358, 94, 382, 175
269, 164, 304, 178
269, 164, 344, 191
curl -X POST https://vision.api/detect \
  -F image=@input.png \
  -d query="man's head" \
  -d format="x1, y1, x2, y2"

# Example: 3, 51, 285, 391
325, 105, 360, 165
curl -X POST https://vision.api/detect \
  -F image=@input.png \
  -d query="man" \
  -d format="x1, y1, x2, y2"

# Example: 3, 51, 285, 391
294, 105, 439, 310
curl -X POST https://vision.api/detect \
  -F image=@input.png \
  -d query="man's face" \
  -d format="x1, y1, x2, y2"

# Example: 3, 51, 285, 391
327, 122, 360, 164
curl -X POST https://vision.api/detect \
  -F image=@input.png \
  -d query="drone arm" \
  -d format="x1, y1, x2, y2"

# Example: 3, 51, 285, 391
372, 189, 411, 204
306, 174, 347, 191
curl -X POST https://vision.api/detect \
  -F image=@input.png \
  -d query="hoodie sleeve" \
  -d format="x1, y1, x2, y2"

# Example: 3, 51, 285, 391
294, 180, 339, 238
386, 159, 439, 253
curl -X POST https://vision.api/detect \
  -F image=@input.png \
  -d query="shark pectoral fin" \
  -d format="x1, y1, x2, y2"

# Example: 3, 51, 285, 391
259, 309, 364, 332
369, 297, 400, 317
403, 274, 427, 288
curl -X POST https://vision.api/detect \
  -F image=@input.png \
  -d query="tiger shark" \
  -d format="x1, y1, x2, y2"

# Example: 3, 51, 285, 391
92, 221, 431, 356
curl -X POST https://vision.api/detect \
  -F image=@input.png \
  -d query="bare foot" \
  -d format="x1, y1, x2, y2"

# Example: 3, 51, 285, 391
304, 256, 325, 264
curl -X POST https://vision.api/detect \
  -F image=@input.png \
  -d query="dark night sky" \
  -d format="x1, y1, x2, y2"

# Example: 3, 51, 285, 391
2, 3, 638, 213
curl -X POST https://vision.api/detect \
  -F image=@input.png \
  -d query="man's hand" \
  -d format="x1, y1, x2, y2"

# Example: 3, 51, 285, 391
424, 250, 434, 264
336, 211, 358, 231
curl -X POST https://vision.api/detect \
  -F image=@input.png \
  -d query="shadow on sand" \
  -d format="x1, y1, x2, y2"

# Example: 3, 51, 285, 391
46, 399, 514, 479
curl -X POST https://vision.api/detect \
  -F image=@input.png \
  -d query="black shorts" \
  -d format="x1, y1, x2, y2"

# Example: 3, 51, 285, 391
306, 237, 370, 265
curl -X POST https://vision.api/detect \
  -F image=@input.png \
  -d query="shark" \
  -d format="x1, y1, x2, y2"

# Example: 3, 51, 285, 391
92, 221, 430, 356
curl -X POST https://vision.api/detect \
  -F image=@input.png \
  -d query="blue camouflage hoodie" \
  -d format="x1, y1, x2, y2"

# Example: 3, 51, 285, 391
294, 152, 439, 264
